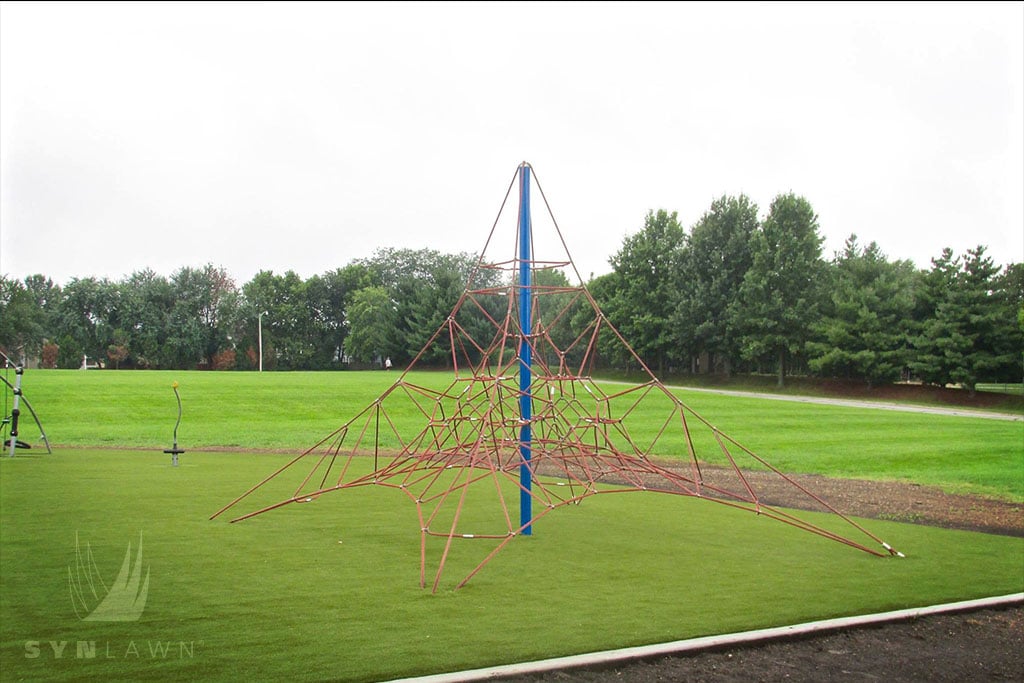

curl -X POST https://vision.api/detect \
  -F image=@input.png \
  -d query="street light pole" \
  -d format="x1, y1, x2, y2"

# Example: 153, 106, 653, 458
258, 311, 268, 372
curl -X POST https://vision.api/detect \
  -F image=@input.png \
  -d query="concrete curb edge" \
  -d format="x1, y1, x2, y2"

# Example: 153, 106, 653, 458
384, 593, 1024, 682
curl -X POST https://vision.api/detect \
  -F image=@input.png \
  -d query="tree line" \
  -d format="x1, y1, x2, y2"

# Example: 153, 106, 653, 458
594, 194, 1022, 392
1, 192, 1021, 393
0, 248, 499, 373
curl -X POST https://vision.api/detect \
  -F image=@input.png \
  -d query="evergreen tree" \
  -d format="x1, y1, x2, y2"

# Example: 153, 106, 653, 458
911, 246, 1018, 393
808, 235, 916, 387
732, 193, 825, 387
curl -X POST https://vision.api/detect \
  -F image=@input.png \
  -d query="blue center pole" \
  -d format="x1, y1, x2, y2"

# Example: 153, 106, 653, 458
518, 163, 533, 536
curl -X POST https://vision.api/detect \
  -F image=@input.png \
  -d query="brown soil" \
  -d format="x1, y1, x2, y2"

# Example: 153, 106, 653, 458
499, 606, 1024, 682
682, 466, 1024, 539
499, 473, 1024, 683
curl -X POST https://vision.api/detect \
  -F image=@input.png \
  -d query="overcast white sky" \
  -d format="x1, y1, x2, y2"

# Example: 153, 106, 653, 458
1, 1, 1021, 287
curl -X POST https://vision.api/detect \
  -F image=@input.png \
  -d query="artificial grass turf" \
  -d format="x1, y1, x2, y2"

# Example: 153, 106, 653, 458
14, 369, 1024, 501
1, 450, 1022, 682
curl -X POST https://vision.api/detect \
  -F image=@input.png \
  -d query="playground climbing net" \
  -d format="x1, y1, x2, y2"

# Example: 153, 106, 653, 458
213, 162, 902, 591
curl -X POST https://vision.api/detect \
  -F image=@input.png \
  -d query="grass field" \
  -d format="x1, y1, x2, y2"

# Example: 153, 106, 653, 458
977, 382, 1024, 397
1, 370, 1022, 682
11, 369, 1024, 500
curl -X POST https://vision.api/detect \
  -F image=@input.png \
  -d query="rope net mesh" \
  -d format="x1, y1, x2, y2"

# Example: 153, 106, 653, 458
213, 163, 900, 591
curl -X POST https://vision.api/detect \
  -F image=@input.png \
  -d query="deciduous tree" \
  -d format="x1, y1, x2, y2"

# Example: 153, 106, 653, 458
675, 194, 758, 375
345, 286, 396, 364
606, 209, 685, 375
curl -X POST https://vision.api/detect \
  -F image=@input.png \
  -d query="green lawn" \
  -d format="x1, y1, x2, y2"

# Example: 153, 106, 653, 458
12, 369, 1024, 500
1, 369, 1022, 681
976, 382, 1024, 397
2, 450, 1021, 682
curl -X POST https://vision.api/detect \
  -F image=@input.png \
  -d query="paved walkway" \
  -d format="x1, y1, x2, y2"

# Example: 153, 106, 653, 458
664, 385, 1023, 422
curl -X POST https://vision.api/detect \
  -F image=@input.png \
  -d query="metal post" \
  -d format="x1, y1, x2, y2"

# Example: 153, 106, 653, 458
7, 365, 23, 456
518, 162, 533, 535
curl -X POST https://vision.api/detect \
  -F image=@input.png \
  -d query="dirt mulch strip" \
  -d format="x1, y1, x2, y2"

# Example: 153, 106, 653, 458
504, 463, 1023, 682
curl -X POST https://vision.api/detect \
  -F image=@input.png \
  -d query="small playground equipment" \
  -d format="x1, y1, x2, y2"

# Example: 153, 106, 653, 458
163, 382, 185, 466
1, 349, 52, 455
214, 162, 902, 591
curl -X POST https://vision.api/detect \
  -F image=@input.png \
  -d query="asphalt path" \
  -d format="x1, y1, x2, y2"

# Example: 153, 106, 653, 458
630, 383, 1024, 422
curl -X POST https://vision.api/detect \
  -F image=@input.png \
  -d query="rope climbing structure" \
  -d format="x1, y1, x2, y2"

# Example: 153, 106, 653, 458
213, 162, 902, 591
